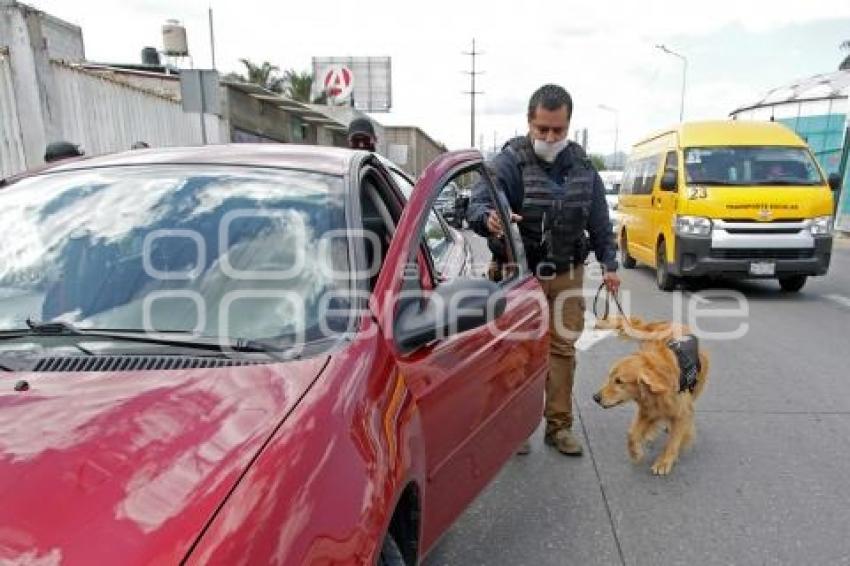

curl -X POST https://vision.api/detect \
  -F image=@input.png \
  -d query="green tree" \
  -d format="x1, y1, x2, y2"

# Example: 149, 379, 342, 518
589, 154, 607, 171
283, 69, 315, 103
235, 59, 284, 93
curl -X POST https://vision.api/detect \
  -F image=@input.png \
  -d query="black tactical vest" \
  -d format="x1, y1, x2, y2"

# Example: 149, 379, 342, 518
505, 136, 596, 273
668, 335, 701, 393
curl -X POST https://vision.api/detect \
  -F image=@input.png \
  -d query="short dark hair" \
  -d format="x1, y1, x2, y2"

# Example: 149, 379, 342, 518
527, 84, 573, 121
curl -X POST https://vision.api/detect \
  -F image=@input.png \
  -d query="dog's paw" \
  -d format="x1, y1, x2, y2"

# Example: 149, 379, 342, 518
628, 443, 644, 464
651, 459, 675, 475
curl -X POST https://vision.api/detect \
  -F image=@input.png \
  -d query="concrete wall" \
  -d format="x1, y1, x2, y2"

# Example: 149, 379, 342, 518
384, 126, 446, 177
226, 86, 295, 143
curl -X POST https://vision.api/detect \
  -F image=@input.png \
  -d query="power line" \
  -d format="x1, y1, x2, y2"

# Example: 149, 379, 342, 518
463, 38, 484, 148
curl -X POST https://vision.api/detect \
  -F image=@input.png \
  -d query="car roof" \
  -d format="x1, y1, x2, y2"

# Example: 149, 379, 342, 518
633, 120, 805, 150
40, 144, 361, 177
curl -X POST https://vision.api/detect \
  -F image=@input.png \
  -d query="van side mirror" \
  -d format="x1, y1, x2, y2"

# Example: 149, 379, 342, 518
660, 170, 678, 192
828, 173, 842, 192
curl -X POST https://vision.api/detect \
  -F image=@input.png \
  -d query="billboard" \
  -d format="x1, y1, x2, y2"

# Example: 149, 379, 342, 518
312, 57, 392, 113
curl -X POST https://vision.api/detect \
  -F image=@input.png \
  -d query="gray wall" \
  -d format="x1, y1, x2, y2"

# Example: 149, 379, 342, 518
384, 126, 446, 177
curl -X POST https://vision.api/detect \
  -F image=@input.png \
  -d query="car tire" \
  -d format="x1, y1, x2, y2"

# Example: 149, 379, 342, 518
620, 232, 637, 269
656, 241, 678, 292
378, 534, 406, 566
779, 275, 807, 293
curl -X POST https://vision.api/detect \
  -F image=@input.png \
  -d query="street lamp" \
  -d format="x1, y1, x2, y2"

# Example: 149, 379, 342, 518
597, 104, 619, 169
655, 44, 687, 122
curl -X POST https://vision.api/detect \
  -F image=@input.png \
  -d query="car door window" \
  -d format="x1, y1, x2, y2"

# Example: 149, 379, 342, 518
424, 207, 453, 271
388, 168, 414, 200
418, 165, 520, 286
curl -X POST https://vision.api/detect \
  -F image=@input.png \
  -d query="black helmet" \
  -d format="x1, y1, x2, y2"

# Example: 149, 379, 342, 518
348, 117, 376, 139
44, 141, 83, 163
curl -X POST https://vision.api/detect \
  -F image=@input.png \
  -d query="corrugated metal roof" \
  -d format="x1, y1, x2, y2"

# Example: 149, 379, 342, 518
732, 70, 850, 114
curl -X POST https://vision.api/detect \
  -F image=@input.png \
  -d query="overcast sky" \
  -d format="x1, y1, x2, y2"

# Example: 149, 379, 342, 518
28, 0, 850, 156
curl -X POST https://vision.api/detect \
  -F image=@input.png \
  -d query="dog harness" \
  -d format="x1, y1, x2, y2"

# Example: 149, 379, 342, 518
667, 335, 701, 393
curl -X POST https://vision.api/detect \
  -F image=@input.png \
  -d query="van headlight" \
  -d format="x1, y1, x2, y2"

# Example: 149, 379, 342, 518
674, 215, 712, 236
809, 216, 833, 236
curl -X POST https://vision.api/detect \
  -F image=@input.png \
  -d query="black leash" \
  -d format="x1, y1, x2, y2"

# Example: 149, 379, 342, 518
593, 282, 626, 320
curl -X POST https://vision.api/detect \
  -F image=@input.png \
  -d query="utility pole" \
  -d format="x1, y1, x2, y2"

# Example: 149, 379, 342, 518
208, 6, 217, 70
463, 39, 484, 148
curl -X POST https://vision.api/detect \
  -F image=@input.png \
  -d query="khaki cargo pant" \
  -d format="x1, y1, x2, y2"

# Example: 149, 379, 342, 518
537, 264, 585, 435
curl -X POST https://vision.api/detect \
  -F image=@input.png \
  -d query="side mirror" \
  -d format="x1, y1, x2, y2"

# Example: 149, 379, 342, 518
660, 170, 678, 192
394, 278, 507, 354
828, 172, 842, 192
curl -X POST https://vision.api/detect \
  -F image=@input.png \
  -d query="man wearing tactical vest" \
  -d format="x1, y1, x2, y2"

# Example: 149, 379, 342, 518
468, 84, 621, 456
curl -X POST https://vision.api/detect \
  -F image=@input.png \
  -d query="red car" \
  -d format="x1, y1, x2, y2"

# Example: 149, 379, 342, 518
0, 145, 547, 564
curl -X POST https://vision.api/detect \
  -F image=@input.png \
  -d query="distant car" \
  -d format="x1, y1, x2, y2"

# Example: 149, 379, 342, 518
0, 144, 547, 564
433, 181, 464, 228
599, 169, 623, 237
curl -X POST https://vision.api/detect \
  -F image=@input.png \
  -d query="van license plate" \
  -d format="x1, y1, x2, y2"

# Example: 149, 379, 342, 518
749, 261, 775, 276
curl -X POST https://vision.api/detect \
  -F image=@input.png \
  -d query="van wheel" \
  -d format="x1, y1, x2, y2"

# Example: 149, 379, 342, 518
779, 275, 807, 293
378, 534, 406, 566
620, 232, 637, 269
656, 241, 678, 291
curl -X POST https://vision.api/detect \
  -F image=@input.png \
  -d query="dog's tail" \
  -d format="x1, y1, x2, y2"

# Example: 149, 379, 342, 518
595, 316, 691, 342
692, 350, 710, 400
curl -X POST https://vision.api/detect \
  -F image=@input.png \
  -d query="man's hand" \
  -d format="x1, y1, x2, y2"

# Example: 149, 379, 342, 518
486, 210, 523, 238
603, 271, 621, 294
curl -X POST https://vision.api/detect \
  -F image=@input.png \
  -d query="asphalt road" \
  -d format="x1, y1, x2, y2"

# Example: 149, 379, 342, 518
425, 233, 850, 566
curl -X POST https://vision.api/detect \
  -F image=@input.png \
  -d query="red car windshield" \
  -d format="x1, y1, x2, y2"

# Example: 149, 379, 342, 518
0, 165, 352, 343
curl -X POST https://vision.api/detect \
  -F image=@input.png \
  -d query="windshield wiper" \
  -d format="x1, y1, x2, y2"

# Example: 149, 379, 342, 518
750, 180, 820, 186
2, 320, 283, 358
689, 179, 744, 186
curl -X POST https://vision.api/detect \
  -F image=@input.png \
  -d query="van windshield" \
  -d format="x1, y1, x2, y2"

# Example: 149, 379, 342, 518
684, 147, 824, 186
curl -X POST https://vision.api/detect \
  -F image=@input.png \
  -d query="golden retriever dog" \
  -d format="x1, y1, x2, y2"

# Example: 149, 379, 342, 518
593, 316, 709, 475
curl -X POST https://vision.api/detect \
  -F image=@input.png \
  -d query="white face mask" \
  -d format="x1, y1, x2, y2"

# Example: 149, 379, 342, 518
533, 138, 569, 163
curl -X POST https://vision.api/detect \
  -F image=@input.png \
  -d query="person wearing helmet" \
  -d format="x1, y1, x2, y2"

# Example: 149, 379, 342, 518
44, 141, 84, 163
347, 118, 377, 152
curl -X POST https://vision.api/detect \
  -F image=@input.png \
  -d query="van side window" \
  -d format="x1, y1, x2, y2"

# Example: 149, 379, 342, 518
632, 162, 645, 194
644, 155, 660, 194
664, 151, 678, 174
635, 155, 661, 195
633, 159, 649, 195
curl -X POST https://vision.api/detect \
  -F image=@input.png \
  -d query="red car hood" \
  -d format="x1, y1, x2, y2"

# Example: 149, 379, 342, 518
0, 356, 328, 564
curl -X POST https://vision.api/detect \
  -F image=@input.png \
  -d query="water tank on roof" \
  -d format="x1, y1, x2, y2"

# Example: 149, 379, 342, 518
162, 20, 189, 57
141, 46, 161, 66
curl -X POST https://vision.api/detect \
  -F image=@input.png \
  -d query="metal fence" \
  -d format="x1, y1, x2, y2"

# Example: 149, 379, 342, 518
51, 62, 220, 157
0, 48, 27, 179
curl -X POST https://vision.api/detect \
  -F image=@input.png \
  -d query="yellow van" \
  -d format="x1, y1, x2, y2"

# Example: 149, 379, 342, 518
618, 121, 835, 292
